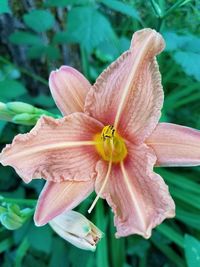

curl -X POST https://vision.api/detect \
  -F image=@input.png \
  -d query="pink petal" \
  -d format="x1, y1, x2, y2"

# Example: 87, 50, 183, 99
85, 29, 164, 144
49, 66, 91, 115
0, 113, 103, 183
34, 179, 94, 226
146, 123, 200, 166
95, 144, 175, 238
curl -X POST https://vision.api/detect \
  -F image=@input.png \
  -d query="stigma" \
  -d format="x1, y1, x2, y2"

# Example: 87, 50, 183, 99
94, 125, 127, 163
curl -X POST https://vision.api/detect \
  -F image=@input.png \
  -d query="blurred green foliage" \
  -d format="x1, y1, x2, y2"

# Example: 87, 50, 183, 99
0, 0, 200, 266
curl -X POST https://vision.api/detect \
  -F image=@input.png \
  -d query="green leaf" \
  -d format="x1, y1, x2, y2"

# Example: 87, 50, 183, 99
0, 80, 26, 101
45, 0, 89, 6
27, 45, 60, 60
0, 238, 14, 253
67, 7, 117, 53
23, 10, 55, 32
174, 51, 200, 81
95, 36, 130, 63
151, 234, 186, 267
157, 223, 184, 248
49, 238, 69, 267
0, 0, 11, 14
100, 0, 140, 20
28, 224, 53, 253
9, 31, 41, 45
27, 45, 45, 59
157, 169, 200, 195
15, 238, 30, 267
44, 45, 61, 61
53, 31, 74, 44
184, 235, 200, 267
176, 208, 200, 230
163, 32, 200, 80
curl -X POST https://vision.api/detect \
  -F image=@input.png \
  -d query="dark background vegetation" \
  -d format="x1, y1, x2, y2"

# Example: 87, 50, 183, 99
0, 0, 200, 266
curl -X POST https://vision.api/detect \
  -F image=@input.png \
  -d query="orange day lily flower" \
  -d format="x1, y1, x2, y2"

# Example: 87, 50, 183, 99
1, 29, 200, 238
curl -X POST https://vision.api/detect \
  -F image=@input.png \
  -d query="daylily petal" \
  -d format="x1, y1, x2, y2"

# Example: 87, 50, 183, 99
95, 144, 175, 238
49, 66, 91, 115
84, 28, 164, 144
0, 113, 103, 183
146, 123, 200, 166
34, 180, 94, 226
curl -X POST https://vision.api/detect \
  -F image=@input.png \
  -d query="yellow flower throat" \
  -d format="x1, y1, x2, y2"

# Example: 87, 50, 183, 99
94, 125, 127, 163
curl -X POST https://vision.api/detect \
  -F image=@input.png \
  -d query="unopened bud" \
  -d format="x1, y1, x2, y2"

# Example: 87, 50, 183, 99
6, 102, 36, 114
0, 102, 14, 121
0, 204, 23, 230
49, 210, 103, 251
12, 113, 38, 125
0, 204, 33, 230
0, 102, 7, 111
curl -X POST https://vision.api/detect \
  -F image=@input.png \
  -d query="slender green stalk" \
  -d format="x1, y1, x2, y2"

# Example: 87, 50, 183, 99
157, 17, 164, 32
0, 56, 48, 86
80, 46, 90, 79
14, 238, 30, 267
163, 0, 192, 18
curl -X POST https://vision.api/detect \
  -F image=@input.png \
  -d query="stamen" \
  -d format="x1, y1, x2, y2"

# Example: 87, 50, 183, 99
88, 141, 113, 213
88, 160, 112, 214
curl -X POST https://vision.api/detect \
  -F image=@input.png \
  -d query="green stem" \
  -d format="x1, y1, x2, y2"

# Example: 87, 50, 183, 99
80, 46, 90, 79
163, 0, 191, 18
0, 56, 48, 86
156, 17, 164, 32
0, 197, 37, 206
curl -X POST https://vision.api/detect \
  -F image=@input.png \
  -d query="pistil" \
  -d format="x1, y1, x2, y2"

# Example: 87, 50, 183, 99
94, 125, 127, 163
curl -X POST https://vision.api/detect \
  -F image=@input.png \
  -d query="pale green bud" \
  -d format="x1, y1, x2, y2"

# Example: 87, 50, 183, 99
0, 102, 7, 111
0, 102, 14, 121
12, 113, 38, 125
0, 211, 24, 230
0, 204, 23, 230
0, 204, 33, 230
49, 210, 103, 251
6, 102, 36, 114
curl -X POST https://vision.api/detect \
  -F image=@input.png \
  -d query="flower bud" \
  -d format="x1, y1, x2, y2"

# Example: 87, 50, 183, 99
49, 210, 103, 251
12, 113, 38, 125
0, 210, 24, 230
0, 102, 14, 121
6, 102, 36, 114
0, 204, 33, 230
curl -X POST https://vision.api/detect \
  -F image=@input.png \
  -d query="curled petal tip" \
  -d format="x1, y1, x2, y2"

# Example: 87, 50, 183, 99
131, 28, 165, 55
33, 214, 46, 227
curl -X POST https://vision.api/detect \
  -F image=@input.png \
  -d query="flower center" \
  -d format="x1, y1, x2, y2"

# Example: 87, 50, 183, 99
94, 125, 127, 163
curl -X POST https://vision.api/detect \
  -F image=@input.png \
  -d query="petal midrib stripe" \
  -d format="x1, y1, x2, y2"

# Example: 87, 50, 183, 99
114, 33, 154, 129
1, 141, 96, 161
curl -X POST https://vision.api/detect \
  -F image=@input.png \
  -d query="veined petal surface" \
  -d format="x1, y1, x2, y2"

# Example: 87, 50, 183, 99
34, 180, 94, 226
95, 144, 175, 238
85, 28, 164, 144
146, 123, 200, 166
0, 113, 103, 183
49, 66, 91, 115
